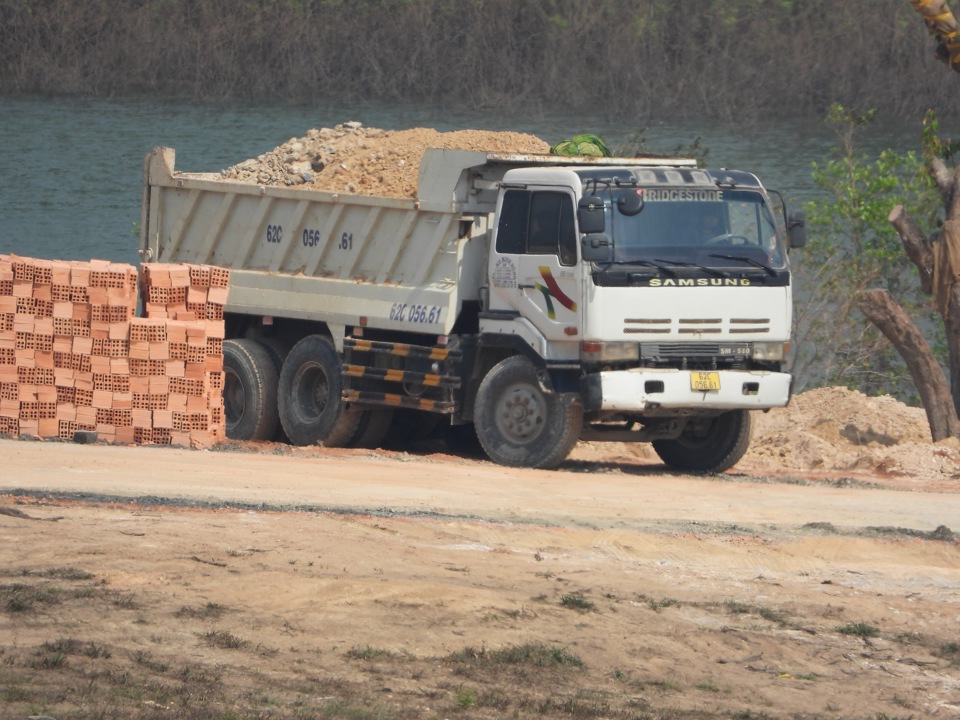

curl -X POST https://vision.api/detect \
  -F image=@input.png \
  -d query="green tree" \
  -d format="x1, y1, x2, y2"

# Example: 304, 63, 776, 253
862, 111, 960, 440
794, 104, 941, 400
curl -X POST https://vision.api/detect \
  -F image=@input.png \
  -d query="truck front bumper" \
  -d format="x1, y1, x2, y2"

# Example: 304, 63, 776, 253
581, 368, 792, 414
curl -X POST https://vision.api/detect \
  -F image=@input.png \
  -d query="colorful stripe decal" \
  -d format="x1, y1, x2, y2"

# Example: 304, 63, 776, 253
538, 266, 578, 312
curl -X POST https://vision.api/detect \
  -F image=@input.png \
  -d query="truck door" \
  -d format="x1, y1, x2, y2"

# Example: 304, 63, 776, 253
488, 188, 582, 346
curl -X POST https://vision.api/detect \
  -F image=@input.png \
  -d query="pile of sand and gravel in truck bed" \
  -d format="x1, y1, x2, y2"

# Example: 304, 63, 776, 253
219, 121, 550, 198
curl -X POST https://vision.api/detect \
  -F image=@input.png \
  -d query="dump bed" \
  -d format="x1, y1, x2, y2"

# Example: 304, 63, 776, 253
140, 147, 696, 336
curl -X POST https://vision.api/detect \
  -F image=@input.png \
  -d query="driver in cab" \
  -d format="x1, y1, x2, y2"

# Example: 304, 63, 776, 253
698, 205, 727, 244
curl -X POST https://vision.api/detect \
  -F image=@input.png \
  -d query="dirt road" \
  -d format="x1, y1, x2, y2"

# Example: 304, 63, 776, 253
2, 436, 960, 719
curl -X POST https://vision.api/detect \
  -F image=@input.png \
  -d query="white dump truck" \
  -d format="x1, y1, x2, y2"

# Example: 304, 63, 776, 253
140, 145, 805, 471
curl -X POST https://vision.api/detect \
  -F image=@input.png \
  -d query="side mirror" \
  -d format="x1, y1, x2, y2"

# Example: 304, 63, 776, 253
581, 233, 612, 262
617, 189, 644, 216
787, 210, 806, 249
578, 195, 605, 234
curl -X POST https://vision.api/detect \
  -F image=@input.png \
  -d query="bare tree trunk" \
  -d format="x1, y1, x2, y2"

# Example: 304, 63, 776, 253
889, 205, 960, 415
859, 289, 960, 440
948, 287, 960, 412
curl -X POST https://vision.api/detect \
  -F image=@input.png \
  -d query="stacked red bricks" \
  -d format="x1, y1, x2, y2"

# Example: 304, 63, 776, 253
0, 254, 227, 448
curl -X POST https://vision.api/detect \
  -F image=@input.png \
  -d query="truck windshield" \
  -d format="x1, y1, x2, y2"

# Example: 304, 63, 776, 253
609, 188, 787, 270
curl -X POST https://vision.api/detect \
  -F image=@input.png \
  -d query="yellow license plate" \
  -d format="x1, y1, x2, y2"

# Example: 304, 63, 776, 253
691, 372, 721, 391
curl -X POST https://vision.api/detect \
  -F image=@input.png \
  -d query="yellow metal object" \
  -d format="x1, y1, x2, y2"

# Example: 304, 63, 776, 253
912, 0, 960, 70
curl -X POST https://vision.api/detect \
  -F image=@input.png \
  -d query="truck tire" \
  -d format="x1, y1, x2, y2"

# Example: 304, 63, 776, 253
473, 356, 583, 469
222, 339, 280, 442
258, 336, 291, 371
257, 337, 291, 443
348, 408, 395, 449
652, 410, 751, 474
278, 335, 362, 447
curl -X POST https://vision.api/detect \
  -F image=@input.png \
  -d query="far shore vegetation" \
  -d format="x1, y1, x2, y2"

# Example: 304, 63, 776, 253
1, 0, 956, 123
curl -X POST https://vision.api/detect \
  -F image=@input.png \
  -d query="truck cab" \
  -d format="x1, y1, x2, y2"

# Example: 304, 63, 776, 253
475, 162, 805, 471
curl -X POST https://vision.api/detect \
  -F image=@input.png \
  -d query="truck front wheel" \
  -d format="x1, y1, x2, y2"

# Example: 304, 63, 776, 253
278, 335, 362, 447
222, 339, 280, 442
652, 410, 751, 474
473, 356, 583, 469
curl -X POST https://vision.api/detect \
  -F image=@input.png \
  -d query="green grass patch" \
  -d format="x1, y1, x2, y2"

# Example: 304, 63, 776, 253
29, 651, 67, 669
40, 637, 80, 655
758, 607, 790, 625
560, 592, 595, 612
1, 583, 61, 612
112, 594, 138, 609
199, 630, 248, 650
647, 597, 679, 612
537, 689, 612, 718
175, 602, 228, 620
449, 642, 584, 669
837, 621, 880, 638
132, 650, 169, 672
938, 641, 960, 665
83, 642, 111, 659
647, 679, 680, 692
344, 646, 398, 661
456, 686, 477, 707
0, 686, 31, 702
19, 567, 96, 581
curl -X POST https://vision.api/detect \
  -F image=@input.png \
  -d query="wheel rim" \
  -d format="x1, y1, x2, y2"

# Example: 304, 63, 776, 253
494, 381, 546, 444
292, 361, 331, 424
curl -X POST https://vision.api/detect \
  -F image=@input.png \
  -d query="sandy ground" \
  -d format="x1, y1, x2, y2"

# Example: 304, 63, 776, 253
2, 397, 960, 719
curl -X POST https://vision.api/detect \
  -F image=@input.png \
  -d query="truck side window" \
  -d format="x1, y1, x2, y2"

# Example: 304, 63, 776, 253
528, 192, 577, 266
496, 190, 528, 254
497, 190, 576, 266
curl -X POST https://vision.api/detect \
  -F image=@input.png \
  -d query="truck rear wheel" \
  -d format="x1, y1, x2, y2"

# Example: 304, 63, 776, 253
473, 356, 583, 469
278, 335, 362, 447
222, 339, 280, 442
652, 410, 751, 474
258, 337, 291, 442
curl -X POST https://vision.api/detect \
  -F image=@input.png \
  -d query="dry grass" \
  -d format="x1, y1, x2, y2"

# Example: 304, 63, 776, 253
0, 562, 785, 719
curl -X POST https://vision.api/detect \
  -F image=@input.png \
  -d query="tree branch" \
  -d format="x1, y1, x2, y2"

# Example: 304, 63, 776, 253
888, 204, 935, 293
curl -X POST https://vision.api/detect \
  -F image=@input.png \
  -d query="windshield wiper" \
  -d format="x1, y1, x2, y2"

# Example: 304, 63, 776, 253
708, 253, 777, 277
614, 259, 678, 277
652, 258, 730, 279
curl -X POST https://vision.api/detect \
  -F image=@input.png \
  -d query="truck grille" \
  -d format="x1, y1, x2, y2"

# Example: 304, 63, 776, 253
624, 317, 771, 335
640, 342, 752, 368
642, 343, 724, 359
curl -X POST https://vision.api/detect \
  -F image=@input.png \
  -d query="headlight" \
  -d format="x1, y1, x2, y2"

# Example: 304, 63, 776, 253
752, 341, 789, 362
581, 341, 640, 363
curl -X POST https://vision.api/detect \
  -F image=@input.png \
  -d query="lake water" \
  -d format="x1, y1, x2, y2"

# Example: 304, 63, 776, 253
0, 95, 925, 268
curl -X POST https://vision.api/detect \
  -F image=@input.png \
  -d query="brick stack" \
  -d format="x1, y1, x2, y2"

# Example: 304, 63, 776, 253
136, 263, 229, 447
0, 254, 228, 448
